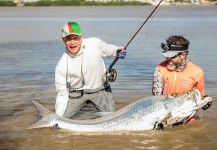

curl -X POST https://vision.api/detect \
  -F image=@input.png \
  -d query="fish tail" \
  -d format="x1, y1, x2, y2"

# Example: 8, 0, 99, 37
27, 100, 55, 129
32, 100, 53, 117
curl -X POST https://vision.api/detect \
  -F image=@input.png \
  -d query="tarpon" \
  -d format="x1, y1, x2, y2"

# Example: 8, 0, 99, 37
28, 89, 212, 132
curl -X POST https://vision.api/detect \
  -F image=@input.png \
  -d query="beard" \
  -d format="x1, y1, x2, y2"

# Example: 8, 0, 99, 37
166, 59, 187, 72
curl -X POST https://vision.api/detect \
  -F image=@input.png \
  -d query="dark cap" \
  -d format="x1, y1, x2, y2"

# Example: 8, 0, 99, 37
161, 43, 189, 58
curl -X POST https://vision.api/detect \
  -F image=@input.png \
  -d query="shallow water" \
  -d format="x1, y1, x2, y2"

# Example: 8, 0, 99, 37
0, 5, 217, 150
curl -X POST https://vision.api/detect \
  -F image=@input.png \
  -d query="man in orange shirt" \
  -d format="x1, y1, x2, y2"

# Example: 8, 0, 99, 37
152, 35, 212, 113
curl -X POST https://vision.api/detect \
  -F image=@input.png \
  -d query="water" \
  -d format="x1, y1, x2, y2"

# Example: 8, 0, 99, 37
0, 5, 217, 150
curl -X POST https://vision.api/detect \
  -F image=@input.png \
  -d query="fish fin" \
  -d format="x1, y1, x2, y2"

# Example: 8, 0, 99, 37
193, 89, 201, 103
32, 100, 53, 117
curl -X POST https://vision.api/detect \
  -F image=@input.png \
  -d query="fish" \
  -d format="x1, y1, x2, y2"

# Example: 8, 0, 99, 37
28, 89, 212, 133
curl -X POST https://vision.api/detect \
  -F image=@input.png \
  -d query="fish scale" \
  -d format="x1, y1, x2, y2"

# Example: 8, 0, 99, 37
28, 89, 212, 132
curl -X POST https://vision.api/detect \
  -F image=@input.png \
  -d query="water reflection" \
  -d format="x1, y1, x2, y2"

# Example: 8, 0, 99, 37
0, 5, 217, 150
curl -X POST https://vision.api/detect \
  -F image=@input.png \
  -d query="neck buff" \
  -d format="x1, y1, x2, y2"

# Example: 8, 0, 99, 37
167, 59, 188, 72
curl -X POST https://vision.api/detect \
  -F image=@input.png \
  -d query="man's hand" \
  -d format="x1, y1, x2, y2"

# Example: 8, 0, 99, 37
117, 48, 126, 59
202, 95, 213, 110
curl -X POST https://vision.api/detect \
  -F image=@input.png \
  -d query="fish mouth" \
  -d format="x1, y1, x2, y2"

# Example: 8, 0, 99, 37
195, 97, 212, 110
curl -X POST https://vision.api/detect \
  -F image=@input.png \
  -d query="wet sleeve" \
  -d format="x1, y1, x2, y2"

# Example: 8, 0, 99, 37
55, 57, 69, 116
194, 70, 205, 97
152, 68, 164, 96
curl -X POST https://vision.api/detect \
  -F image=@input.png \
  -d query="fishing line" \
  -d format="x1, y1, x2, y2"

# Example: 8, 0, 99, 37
141, 3, 162, 54
106, 0, 165, 82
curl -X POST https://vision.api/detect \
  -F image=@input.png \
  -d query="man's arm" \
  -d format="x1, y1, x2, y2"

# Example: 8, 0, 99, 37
152, 68, 164, 96
55, 56, 69, 116
97, 38, 124, 58
194, 71, 205, 97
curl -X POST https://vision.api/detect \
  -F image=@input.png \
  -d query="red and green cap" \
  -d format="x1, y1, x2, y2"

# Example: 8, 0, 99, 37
62, 21, 82, 38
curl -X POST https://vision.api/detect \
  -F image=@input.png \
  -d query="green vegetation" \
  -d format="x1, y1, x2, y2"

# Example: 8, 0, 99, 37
24, 0, 149, 6
83, 1, 149, 6
0, 0, 216, 6
25, 0, 80, 6
0, 0, 149, 6
0, 0, 16, 6
208, 0, 217, 2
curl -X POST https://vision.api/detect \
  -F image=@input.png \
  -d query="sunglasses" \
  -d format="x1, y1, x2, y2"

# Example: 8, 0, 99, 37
167, 52, 183, 59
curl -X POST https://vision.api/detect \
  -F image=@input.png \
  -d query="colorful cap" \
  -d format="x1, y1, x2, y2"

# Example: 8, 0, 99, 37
62, 21, 82, 38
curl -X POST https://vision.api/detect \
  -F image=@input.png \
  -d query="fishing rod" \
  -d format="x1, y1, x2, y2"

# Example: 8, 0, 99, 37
106, 0, 164, 82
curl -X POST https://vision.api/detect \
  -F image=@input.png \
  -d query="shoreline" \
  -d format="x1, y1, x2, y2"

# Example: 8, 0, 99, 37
0, 0, 216, 7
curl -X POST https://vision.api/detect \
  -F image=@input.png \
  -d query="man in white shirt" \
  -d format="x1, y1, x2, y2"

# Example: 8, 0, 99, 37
55, 21, 126, 119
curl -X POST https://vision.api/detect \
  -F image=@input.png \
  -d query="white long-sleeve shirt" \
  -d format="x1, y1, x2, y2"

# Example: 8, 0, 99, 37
55, 37, 120, 116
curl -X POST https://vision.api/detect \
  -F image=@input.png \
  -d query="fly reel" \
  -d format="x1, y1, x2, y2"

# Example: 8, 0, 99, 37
106, 69, 117, 82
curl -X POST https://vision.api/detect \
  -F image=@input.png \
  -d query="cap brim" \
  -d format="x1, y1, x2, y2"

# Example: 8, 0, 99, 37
62, 33, 82, 38
161, 51, 180, 58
